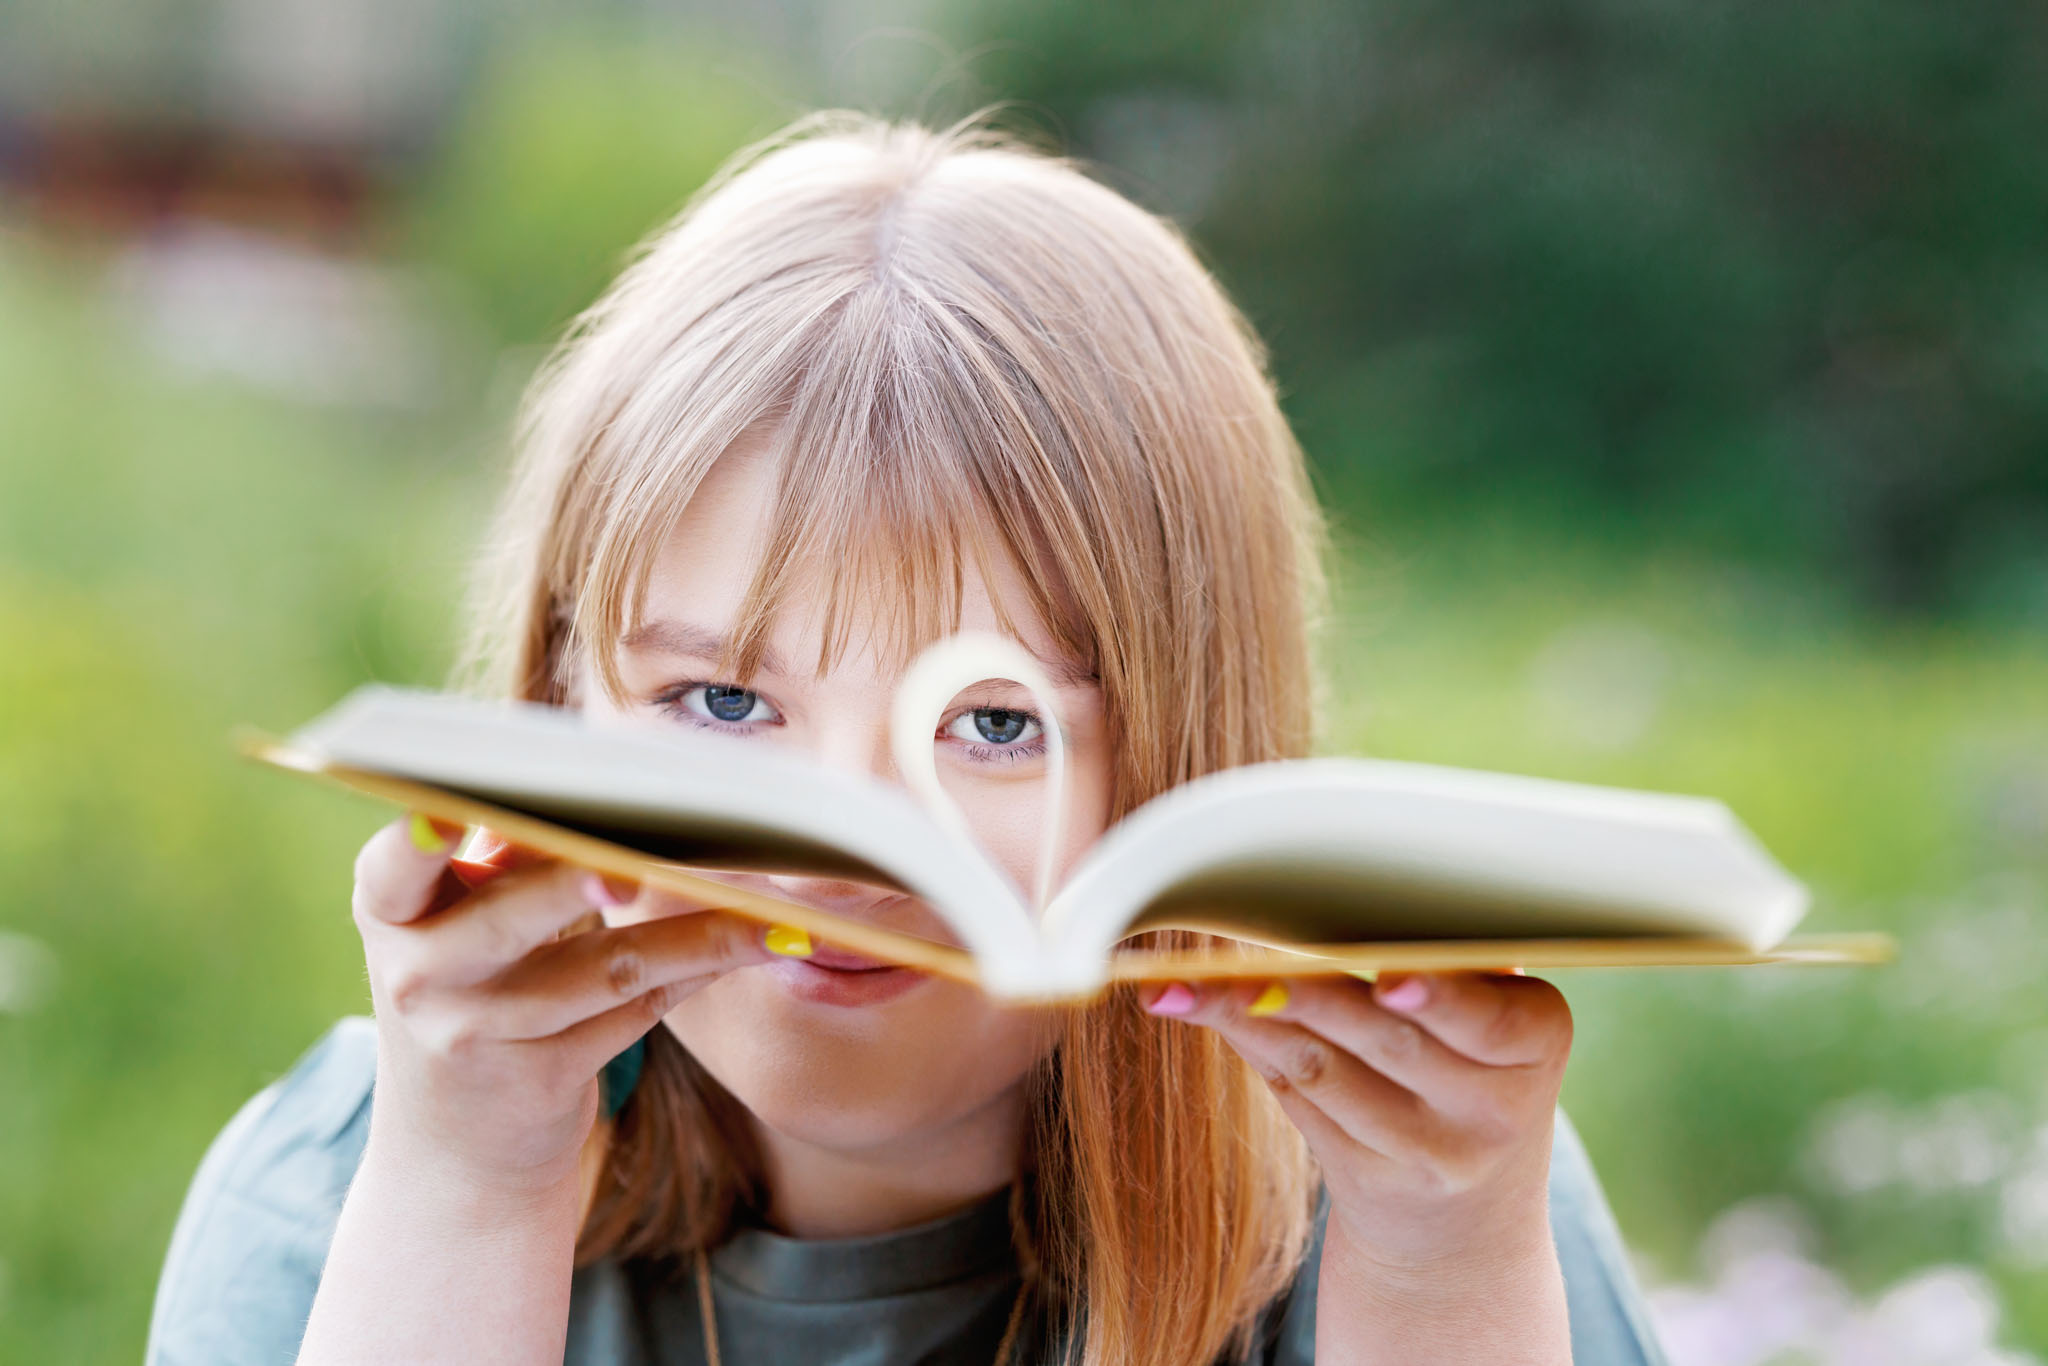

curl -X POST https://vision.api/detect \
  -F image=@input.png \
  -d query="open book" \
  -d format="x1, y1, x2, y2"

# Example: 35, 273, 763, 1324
235, 632, 1891, 1001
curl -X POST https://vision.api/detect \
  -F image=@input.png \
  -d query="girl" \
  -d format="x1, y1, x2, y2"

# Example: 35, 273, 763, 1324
147, 110, 1667, 1365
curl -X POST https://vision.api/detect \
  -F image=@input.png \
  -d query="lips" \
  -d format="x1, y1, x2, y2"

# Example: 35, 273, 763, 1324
692, 872, 941, 1004
766, 954, 931, 1007
801, 942, 898, 971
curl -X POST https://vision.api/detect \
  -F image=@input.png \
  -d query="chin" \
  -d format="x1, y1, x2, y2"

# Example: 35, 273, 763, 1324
668, 1023, 945, 1151
658, 978, 950, 1148
659, 971, 1050, 1153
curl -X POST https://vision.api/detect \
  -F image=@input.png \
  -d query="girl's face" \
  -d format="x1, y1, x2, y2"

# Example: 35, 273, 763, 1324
571, 441, 1111, 1166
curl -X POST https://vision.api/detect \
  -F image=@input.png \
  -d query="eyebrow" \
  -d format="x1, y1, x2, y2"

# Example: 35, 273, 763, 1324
618, 616, 1100, 689
619, 619, 791, 677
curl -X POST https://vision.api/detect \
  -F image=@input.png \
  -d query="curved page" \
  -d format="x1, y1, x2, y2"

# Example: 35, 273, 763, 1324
280, 685, 1039, 972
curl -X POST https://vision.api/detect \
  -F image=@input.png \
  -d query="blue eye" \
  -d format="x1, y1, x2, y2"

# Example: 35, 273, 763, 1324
974, 709, 1028, 743
656, 683, 782, 730
943, 707, 1043, 753
701, 685, 760, 723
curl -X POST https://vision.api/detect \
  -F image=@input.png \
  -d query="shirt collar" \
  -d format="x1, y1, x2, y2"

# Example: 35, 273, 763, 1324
710, 1182, 1018, 1302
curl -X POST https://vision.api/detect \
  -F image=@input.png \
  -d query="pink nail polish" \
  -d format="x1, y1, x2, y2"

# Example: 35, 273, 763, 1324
1146, 982, 1197, 1016
582, 871, 631, 908
1378, 974, 1429, 1012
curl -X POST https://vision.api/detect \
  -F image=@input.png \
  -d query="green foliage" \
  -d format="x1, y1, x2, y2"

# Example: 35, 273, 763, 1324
0, 238, 470, 1357
399, 23, 796, 347
956, 0, 2048, 611
1318, 514, 2048, 1317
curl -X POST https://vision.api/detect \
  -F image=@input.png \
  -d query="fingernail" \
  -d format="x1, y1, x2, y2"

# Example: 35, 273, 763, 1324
408, 811, 455, 854
1378, 974, 1429, 1012
764, 925, 812, 957
582, 871, 634, 908
1144, 981, 1197, 1015
1247, 982, 1289, 1017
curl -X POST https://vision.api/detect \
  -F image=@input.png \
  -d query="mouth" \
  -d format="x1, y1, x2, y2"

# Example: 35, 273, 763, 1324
765, 940, 933, 1007
679, 870, 945, 1006
801, 942, 900, 971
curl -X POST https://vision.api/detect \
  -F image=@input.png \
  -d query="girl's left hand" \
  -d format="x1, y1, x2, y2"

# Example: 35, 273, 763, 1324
1138, 970, 1571, 1271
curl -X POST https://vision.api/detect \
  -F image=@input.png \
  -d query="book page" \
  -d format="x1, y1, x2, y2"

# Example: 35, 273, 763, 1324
270, 684, 1042, 973
1039, 756, 1813, 990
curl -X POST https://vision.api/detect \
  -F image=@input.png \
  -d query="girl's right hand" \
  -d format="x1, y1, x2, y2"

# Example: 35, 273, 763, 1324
348, 812, 777, 1196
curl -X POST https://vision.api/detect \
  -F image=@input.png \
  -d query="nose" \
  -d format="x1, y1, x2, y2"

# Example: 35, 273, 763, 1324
764, 718, 906, 917
804, 714, 901, 789
763, 872, 900, 917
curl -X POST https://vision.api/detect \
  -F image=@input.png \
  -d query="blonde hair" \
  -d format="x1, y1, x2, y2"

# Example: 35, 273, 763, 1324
453, 107, 1331, 1366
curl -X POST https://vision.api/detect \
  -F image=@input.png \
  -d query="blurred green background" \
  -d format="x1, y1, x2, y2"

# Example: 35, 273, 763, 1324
1, 4, 2044, 1363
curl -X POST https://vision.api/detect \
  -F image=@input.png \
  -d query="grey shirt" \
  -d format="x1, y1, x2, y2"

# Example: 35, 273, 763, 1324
145, 1016, 1670, 1364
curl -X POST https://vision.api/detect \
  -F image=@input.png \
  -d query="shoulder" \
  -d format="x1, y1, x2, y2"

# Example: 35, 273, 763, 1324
1247, 1109, 1670, 1365
145, 1015, 378, 1366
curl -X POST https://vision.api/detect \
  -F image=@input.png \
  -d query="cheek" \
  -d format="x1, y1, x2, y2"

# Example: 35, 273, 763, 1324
947, 794, 1052, 888
658, 967, 1060, 1147
947, 757, 1114, 911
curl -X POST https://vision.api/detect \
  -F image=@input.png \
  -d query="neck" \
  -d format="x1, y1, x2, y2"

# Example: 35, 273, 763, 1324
750, 1080, 1029, 1240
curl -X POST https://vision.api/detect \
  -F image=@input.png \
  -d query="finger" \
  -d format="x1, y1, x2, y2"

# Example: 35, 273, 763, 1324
1372, 971, 1572, 1068
402, 860, 617, 979
353, 812, 469, 926
1210, 973, 1482, 1101
1141, 979, 1434, 1164
1257, 1055, 1387, 1180
433, 826, 552, 908
549, 979, 694, 1088
583, 875, 720, 930
476, 910, 776, 1040
463, 826, 550, 873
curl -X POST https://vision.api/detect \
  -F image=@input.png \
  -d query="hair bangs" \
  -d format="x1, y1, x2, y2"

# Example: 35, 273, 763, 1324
600, 281, 1100, 703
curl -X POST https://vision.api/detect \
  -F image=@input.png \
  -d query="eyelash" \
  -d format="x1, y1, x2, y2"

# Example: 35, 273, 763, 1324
648, 682, 1049, 765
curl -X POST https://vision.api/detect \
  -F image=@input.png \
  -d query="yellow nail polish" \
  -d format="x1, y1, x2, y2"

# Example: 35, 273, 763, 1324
408, 812, 449, 854
1248, 982, 1289, 1017
764, 925, 813, 957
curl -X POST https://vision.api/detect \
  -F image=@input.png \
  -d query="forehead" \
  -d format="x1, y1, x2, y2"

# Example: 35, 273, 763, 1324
631, 441, 1072, 684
